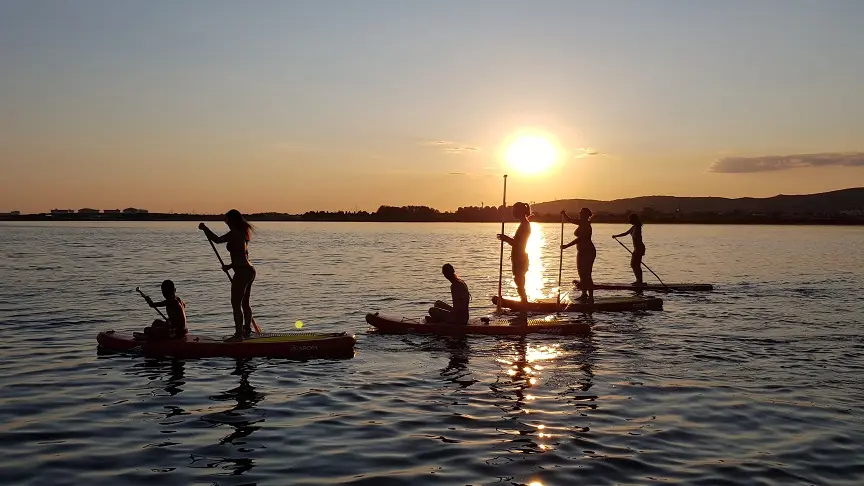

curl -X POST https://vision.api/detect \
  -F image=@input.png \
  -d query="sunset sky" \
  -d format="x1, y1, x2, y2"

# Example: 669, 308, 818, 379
2, 1, 863, 214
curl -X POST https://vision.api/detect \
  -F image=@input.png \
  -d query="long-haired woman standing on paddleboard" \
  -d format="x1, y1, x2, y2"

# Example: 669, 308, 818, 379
497, 202, 532, 309
612, 213, 645, 285
562, 207, 596, 301
199, 209, 257, 341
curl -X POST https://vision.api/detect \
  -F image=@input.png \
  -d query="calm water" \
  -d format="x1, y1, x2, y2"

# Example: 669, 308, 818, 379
1, 221, 863, 485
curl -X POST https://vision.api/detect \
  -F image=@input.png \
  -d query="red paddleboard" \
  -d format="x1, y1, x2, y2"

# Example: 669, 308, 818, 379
491, 295, 663, 313
97, 330, 356, 359
365, 312, 591, 336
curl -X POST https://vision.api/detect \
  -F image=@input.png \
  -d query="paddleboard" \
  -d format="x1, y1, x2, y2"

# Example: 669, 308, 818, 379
365, 312, 591, 336
97, 330, 356, 359
492, 295, 663, 313
574, 279, 713, 292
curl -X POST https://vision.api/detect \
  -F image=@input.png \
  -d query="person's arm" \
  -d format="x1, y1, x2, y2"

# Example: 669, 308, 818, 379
612, 226, 633, 239
145, 296, 167, 308
199, 223, 230, 243
562, 238, 578, 250
497, 234, 515, 246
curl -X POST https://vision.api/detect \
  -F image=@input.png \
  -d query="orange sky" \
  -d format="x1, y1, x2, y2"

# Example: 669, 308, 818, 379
2, 2, 863, 214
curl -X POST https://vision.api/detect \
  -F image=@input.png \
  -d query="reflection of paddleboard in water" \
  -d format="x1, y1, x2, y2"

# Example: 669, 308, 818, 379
365, 312, 591, 336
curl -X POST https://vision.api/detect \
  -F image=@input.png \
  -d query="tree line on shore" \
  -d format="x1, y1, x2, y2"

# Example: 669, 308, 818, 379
5, 204, 863, 224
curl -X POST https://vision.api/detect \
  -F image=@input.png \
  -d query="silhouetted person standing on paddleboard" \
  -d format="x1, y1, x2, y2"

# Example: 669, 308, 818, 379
498, 202, 532, 319
613, 213, 645, 285
562, 207, 596, 301
199, 209, 256, 341
427, 263, 471, 325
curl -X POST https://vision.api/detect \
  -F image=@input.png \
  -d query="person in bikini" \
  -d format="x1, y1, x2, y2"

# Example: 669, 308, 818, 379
199, 209, 257, 341
497, 202, 532, 321
562, 207, 596, 301
613, 213, 645, 285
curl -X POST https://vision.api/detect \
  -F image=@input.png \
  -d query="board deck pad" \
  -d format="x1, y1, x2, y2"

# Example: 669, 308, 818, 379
492, 295, 663, 313
573, 280, 713, 292
218, 332, 347, 343
366, 312, 592, 336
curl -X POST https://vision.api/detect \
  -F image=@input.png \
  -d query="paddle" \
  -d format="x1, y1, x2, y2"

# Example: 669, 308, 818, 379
556, 211, 564, 308
136, 286, 167, 321
496, 174, 508, 314
203, 232, 263, 334
612, 236, 670, 290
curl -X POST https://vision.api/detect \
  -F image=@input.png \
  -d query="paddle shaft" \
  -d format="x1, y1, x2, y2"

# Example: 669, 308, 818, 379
205, 233, 262, 333
496, 175, 508, 313
136, 287, 168, 321
612, 237, 669, 289
557, 212, 564, 306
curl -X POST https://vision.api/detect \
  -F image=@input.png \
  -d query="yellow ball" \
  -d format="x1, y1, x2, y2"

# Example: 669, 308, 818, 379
295, 320, 304, 329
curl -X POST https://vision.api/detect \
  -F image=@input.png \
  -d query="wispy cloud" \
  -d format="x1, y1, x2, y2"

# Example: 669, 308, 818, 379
574, 148, 602, 159
420, 140, 480, 155
710, 152, 864, 173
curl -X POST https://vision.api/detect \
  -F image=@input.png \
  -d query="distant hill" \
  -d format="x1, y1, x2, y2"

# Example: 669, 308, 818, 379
532, 187, 864, 216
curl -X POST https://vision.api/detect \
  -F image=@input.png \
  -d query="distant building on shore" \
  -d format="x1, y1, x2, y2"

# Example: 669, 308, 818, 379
103, 209, 121, 214
122, 207, 148, 214
78, 208, 100, 214
50, 209, 74, 214
1, 211, 20, 216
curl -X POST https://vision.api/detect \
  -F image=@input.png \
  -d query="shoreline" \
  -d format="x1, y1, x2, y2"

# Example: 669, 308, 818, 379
2, 214, 863, 225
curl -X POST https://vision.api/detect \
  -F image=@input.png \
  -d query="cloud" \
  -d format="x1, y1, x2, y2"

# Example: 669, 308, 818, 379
574, 148, 602, 159
710, 152, 864, 173
420, 140, 480, 155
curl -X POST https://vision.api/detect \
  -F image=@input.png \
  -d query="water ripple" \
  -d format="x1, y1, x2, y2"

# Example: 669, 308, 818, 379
1, 222, 863, 485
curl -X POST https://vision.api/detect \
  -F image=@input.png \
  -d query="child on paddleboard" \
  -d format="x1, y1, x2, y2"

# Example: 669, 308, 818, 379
134, 280, 187, 340
427, 264, 471, 325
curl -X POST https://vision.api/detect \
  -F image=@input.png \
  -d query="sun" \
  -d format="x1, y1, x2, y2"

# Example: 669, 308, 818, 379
505, 135, 559, 174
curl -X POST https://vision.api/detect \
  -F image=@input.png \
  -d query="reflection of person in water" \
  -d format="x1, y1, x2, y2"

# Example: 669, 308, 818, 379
488, 337, 543, 454
490, 337, 531, 413
163, 358, 186, 397
206, 358, 266, 452
439, 337, 474, 388
561, 330, 598, 409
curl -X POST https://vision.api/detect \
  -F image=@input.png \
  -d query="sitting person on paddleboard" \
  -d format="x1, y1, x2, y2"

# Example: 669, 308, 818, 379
199, 209, 256, 341
612, 213, 645, 285
427, 263, 471, 325
497, 202, 532, 310
562, 207, 596, 301
135, 280, 187, 340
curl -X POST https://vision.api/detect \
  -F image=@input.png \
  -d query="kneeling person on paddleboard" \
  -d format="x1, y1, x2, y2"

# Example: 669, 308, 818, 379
427, 264, 471, 325
136, 280, 187, 340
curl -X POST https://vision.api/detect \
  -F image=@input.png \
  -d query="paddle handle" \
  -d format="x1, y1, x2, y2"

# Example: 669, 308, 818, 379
496, 175, 508, 313
612, 237, 668, 289
204, 232, 262, 333
557, 212, 564, 306
207, 237, 233, 282
136, 286, 168, 321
